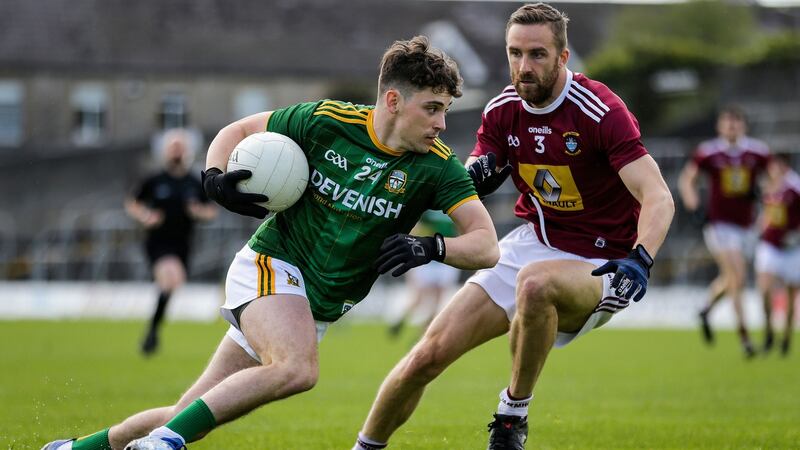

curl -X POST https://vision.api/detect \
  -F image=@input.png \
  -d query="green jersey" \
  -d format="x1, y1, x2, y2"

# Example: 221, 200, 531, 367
248, 100, 478, 322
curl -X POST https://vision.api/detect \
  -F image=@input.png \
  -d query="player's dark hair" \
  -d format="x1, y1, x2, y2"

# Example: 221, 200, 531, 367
378, 35, 462, 98
507, 3, 569, 52
772, 151, 792, 166
718, 104, 747, 122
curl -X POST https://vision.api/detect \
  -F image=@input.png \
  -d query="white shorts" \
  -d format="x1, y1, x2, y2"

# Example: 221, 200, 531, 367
467, 223, 625, 348
220, 245, 330, 363
755, 241, 800, 285
407, 261, 460, 288
703, 222, 749, 254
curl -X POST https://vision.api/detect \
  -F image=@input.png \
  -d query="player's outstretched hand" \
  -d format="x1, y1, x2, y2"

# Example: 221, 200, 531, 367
590, 245, 653, 302
376, 233, 446, 277
202, 167, 268, 219
467, 153, 512, 199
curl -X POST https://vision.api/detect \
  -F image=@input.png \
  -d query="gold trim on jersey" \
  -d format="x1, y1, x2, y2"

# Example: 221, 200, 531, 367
367, 110, 403, 156
446, 194, 479, 214
318, 101, 369, 118
313, 111, 366, 125
256, 254, 275, 297
429, 138, 452, 160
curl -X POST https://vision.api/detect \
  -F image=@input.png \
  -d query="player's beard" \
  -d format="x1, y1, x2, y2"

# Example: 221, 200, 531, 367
513, 59, 560, 106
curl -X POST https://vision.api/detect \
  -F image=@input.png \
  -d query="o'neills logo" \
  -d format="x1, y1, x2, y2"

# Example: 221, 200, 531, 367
528, 125, 553, 135
385, 170, 407, 194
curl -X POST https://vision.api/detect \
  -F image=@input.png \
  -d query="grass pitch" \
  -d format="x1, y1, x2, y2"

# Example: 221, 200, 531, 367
2, 320, 798, 449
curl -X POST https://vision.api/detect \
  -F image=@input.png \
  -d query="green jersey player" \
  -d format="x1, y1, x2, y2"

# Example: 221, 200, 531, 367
246, 99, 481, 322
42, 36, 499, 450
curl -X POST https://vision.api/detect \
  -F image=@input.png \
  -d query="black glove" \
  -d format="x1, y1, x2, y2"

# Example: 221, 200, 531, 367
467, 153, 513, 199
201, 167, 269, 219
375, 233, 446, 277
590, 244, 653, 302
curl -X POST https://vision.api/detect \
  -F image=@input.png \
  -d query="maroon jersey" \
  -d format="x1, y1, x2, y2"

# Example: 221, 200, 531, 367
471, 71, 648, 259
692, 137, 770, 227
761, 171, 800, 248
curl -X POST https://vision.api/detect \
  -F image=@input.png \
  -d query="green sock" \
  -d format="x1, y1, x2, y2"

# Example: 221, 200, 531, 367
164, 399, 217, 442
71, 428, 111, 450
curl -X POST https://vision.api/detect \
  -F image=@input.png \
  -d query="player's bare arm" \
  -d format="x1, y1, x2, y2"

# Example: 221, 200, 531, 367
444, 200, 500, 269
618, 154, 675, 256
205, 111, 274, 170
124, 197, 163, 228
202, 111, 275, 219
677, 160, 700, 212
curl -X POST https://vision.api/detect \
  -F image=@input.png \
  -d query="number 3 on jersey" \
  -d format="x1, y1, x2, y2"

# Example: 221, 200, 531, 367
354, 165, 383, 184
534, 135, 545, 154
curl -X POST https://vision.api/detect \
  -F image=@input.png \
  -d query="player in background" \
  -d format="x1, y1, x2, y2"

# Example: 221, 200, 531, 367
124, 129, 217, 356
42, 36, 499, 450
678, 105, 770, 357
754, 153, 800, 356
353, 4, 674, 450
387, 210, 461, 341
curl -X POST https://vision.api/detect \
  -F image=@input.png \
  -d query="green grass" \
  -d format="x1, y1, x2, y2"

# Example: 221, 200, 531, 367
2, 320, 798, 449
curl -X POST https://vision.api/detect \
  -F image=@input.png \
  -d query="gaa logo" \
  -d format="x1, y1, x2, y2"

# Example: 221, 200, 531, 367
385, 170, 407, 194
325, 149, 348, 170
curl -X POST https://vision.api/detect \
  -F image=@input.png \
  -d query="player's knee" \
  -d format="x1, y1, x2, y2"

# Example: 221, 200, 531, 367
275, 359, 319, 394
399, 342, 449, 384
516, 269, 557, 317
727, 273, 745, 290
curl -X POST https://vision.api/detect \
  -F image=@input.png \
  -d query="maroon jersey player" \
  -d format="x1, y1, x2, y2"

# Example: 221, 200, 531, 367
678, 105, 770, 357
353, 4, 674, 450
473, 72, 647, 259
754, 154, 800, 356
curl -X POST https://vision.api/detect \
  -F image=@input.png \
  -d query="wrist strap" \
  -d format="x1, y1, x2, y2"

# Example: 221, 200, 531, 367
432, 233, 446, 262
631, 244, 653, 269
201, 167, 223, 183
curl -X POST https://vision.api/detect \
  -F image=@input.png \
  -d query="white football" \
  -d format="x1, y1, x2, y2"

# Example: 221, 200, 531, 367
227, 132, 309, 212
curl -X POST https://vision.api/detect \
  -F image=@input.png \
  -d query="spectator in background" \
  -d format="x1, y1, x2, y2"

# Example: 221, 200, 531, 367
678, 105, 770, 358
124, 128, 217, 356
754, 153, 800, 356
388, 210, 461, 341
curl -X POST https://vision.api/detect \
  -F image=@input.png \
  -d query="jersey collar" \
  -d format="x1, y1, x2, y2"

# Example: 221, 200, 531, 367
367, 110, 404, 156
520, 69, 573, 115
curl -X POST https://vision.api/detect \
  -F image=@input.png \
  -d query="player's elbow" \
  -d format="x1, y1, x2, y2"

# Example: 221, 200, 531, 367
469, 233, 500, 269
483, 243, 501, 268
661, 186, 676, 222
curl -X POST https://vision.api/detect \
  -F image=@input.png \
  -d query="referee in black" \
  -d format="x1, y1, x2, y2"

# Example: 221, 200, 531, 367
125, 129, 217, 355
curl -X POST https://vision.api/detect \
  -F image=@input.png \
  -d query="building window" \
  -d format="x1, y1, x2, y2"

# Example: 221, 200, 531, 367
234, 88, 270, 119
0, 81, 23, 146
159, 93, 188, 129
71, 83, 108, 146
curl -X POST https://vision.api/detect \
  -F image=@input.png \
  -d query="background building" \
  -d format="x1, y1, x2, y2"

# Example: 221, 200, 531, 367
0, 0, 798, 285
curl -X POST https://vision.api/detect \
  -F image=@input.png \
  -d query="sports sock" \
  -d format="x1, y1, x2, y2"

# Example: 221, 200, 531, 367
738, 325, 751, 344
163, 398, 217, 443
353, 432, 387, 450
71, 428, 111, 450
150, 291, 172, 330
497, 387, 532, 417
